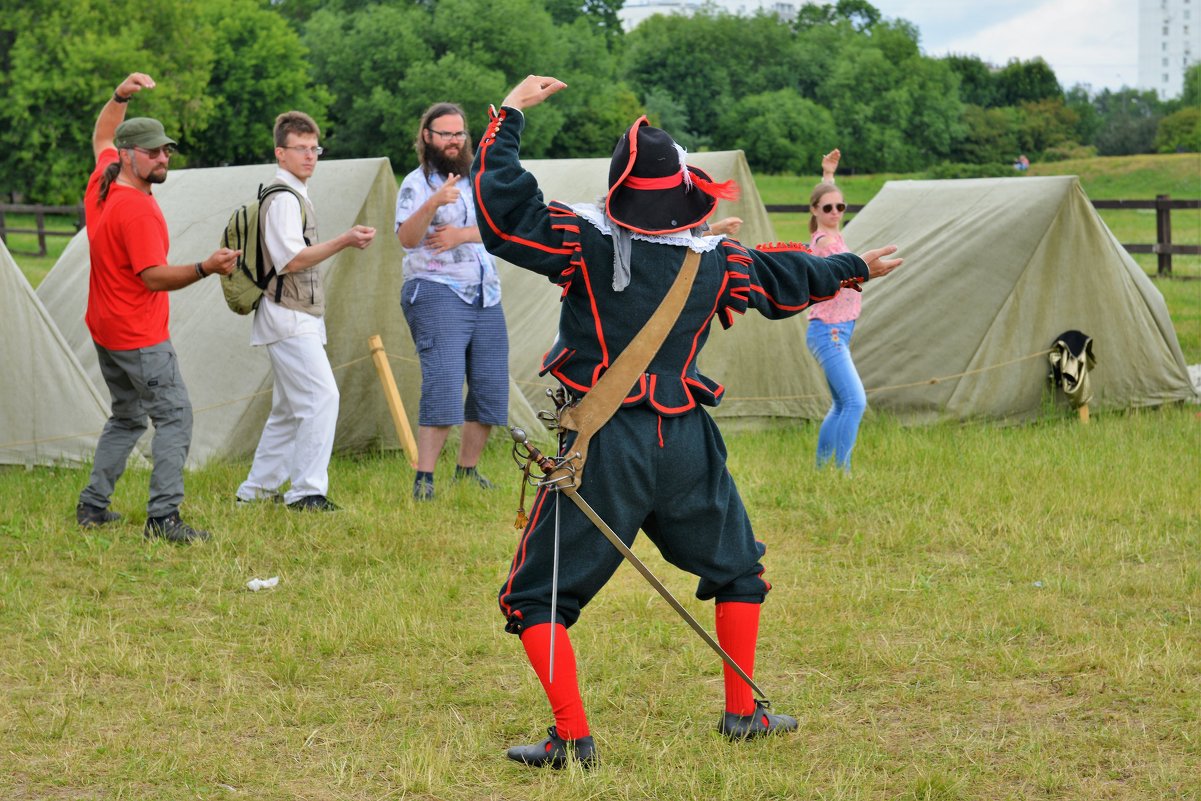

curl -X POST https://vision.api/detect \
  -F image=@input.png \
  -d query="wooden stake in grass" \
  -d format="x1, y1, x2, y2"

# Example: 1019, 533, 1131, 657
368, 334, 418, 468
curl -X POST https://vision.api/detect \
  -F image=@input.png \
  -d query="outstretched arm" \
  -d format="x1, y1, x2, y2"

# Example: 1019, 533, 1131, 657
94, 73, 156, 159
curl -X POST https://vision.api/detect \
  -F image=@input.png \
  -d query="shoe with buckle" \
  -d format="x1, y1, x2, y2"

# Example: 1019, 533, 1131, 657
144, 512, 210, 544
718, 700, 798, 740
453, 465, 494, 490
286, 494, 340, 512
76, 502, 122, 528
413, 476, 435, 501
506, 726, 597, 769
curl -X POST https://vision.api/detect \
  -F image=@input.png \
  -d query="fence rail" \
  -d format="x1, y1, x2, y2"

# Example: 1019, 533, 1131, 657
0, 203, 85, 257
5, 196, 1199, 275
765, 195, 1200, 276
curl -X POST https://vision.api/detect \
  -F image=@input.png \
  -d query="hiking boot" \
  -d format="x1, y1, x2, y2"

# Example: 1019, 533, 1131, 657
76, 502, 122, 528
413, 475, 435, 501
718, 700, 798, 740
144, 512, 210, 544
506, 726, 597, 769
287, 494, 340, 512
453, 465, 494, 489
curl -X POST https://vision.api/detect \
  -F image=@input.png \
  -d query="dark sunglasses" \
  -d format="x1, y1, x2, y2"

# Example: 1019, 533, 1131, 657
819, 202, 847, 214
133, 144, 177, 159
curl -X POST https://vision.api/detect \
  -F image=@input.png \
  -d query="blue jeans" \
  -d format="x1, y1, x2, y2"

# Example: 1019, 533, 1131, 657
806, 319, 866, 472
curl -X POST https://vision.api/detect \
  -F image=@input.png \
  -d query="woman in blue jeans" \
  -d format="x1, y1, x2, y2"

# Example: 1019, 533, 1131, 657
806, 149, 867, 472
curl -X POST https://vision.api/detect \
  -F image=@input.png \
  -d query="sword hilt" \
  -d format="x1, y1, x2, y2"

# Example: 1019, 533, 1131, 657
509, 426, 557, 475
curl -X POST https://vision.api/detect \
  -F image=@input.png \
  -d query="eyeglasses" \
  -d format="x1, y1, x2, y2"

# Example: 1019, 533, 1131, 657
819, 202, 847, 214
428, 129, 468, 142
282, 145, 324, 156
133, 145, 176, 159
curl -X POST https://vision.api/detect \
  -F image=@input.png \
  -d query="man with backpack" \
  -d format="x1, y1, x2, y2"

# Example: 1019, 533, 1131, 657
76, 72, 240, 544
234, 110, 376, 512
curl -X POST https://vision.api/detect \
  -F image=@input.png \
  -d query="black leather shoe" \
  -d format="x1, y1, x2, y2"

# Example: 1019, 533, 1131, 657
718, 700, 798, 740
76, 502, 122, 528
506, 726, 597, 769
287, 494, 340, 512
144, 512, 210, 543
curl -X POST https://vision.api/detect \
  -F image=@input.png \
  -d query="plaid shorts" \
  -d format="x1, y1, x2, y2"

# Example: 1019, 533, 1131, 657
401, 278, 509, 427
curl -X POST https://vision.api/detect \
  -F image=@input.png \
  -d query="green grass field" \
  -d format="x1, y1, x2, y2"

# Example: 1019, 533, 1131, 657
2, 409, 1198, 800
2, 154, 1199, 799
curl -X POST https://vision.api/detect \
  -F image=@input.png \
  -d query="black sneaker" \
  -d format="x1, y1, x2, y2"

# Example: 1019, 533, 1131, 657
718, 700, 798, 740
453, 465, 494, 489
286, 494, 340, 512
76, 502, 122, 528
413, 476, 435, 501
144, 512, 210, 543
506, 726, 597, 769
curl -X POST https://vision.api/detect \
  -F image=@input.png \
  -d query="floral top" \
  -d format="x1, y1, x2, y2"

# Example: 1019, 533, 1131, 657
806, 230, 861, 323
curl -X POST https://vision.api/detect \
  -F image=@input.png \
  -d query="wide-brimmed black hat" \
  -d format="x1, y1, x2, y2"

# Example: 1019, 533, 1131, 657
605, 116, 738, 236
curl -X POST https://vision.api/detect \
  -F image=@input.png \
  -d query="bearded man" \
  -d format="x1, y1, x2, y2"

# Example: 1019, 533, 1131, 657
395, 102, 508, 501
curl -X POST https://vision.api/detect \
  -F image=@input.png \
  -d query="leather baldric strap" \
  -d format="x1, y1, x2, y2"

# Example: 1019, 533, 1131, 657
552, 249, 701, 488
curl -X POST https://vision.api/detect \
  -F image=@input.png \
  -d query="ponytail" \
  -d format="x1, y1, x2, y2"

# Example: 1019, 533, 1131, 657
98, 159, 122, 203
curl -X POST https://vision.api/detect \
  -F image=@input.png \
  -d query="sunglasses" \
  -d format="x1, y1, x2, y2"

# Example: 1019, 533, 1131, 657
133, 144, 176, 159
819, 202, 847, 214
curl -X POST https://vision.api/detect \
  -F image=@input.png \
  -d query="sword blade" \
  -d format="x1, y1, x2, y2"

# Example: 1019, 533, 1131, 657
561, 487, 768, 700
549, 490, 560, 683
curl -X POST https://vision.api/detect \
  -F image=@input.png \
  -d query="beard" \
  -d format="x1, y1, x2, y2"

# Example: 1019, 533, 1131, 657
426, 142, 473, 178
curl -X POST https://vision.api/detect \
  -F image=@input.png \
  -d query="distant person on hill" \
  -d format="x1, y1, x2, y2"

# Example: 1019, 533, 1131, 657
805, 148, 869, 474
76, 72, 239, 543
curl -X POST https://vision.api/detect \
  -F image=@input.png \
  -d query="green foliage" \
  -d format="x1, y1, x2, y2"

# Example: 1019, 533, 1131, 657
952, 104, 1020, 164
1155, 106, 1201, 153
1092, 88, 1163, 155
0, 0, 326, 203
993, 57, 1062, 106
187, 0, 331, 168
941, 54, 997, 107
718, 90, 836, 174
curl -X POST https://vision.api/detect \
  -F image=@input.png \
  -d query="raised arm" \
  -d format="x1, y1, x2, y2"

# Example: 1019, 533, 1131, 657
471, 76, 577, 277
94, 73, 156, 159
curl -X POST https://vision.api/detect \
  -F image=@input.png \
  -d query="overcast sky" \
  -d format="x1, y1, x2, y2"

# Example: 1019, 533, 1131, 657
868, 0, 1140, 92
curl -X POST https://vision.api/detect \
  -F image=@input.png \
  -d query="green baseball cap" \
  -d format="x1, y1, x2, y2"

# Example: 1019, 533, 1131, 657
113, 117, 177, 149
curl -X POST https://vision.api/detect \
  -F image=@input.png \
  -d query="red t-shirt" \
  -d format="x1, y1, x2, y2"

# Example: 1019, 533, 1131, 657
84, 148, 171, 350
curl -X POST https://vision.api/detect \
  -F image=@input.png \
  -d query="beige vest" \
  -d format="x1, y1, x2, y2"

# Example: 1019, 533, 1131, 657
260, 183, 323, 317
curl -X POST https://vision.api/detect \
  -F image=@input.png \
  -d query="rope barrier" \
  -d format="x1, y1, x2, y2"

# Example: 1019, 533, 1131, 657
1, 348, 1054, 452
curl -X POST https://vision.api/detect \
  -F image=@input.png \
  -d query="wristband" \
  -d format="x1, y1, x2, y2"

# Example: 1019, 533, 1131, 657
195, 262, 205, 279
113, 91, 130, 104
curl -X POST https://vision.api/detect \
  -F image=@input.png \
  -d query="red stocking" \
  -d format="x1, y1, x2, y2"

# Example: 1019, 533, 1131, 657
520, 622, 590, 739
715, 601, 760, 715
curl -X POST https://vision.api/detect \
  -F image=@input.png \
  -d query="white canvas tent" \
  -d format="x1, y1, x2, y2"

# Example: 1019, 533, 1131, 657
0, 238, 110, 466
37, 158, 542, 467
505, 151, 834, 426
843, 176, 1196, 421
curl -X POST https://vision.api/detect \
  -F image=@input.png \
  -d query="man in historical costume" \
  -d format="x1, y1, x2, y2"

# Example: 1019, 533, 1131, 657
472, 75, 901, 768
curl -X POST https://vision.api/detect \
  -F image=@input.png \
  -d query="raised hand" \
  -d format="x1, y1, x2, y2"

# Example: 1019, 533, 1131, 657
501, 75, 569, 111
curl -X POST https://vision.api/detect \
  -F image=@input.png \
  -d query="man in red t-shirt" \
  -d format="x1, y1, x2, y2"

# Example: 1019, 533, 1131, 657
76, 72, 239, 543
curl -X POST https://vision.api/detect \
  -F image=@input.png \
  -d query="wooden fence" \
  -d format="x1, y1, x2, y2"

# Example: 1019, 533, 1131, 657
4, 196, 1199, 275
765, 195, 1200, 276
0, 203, 85, 257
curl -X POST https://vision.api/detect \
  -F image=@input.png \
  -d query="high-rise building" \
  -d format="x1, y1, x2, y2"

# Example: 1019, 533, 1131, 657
1138, 0, 1198, 99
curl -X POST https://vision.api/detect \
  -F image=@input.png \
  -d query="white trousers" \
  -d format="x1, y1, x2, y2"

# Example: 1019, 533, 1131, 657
237, 333, 339, 504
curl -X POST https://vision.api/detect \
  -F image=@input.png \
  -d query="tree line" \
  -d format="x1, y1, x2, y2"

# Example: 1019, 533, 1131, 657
2, 0, 1198, 204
